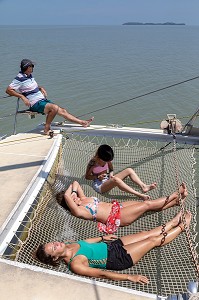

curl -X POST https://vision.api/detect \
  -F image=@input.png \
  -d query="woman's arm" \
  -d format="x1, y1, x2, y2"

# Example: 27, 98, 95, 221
64, 192, 81, 217
64, 185, 91, 219
63, 190, 87, 219
85, 159, 98, 180
84, 235, 118, 244
71, 259, 149, 284
71, 181, 85, 198
108, 161, 114, 177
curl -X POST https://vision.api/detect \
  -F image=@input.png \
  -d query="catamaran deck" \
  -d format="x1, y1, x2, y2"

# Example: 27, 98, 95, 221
0, 131, 153, 300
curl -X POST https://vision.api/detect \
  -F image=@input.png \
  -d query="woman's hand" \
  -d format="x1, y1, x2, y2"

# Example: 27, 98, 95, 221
65, 184, 73, 196
71, 192, 77, 199
102, 235, 117, 241
109, 171, 114, 178
127, 274, 149, 284
98, 173, 108, 181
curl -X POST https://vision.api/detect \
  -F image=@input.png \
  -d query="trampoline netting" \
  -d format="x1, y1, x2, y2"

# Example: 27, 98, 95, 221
2, 132, 198, 297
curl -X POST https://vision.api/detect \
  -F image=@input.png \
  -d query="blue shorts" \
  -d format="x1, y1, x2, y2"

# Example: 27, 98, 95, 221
92, 175, 109, 193
30, 99, 53, 114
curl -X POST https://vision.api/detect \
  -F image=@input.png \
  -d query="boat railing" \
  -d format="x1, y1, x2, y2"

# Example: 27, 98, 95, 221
0, 95, 39, 135
1, 94, 199, 141
13, 98, 38, 135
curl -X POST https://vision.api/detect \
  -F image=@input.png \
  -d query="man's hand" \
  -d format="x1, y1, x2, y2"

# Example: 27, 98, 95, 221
20, 95, 30, 107
39, 87, 47, 98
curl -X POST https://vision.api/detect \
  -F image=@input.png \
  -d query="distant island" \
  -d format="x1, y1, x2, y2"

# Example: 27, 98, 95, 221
123, 22, 185, 26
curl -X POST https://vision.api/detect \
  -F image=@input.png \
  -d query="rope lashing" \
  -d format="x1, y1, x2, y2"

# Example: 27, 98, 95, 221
172, 132, 199, 280
77, 75, 199, 118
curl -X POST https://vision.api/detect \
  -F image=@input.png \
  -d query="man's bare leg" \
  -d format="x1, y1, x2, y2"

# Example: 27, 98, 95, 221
57, 107, 94, 127
44, 111, 57, 134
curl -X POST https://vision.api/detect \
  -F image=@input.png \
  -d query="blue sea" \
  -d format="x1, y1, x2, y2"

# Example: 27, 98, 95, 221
0, 25, 199, 136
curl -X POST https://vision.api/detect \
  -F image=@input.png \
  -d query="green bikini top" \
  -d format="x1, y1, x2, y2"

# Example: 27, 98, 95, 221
67, 240, 108, 269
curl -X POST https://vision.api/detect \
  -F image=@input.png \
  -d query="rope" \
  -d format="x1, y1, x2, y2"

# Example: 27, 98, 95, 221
77, 75, 199, 118
126, 115, 196, 127
189, 292, 199, 300
172, 133, 199, 280
0, 112, 17, 120
1, 75, 199, 122
0, 95, 11, 99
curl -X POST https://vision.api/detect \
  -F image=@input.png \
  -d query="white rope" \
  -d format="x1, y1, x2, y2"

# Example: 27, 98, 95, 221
188, 292, 199, 300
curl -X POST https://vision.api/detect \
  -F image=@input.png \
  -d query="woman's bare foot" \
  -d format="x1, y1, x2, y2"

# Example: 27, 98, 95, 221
142, 182, 157, 193
81, 117, 94, 128
175, 182, 188, 205
179, 182, 188, 199
178, 211, 192, 231
140, 194, 150, 201
185, 211, 192, 227
172, 211, 182, 228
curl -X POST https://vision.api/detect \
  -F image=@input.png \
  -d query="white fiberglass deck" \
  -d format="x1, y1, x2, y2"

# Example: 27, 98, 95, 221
50, 123, 199, 145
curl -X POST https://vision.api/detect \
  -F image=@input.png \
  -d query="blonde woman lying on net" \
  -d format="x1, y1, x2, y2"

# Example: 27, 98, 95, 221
35, 211, 192, 284
85, 144, 157, 201
56, 180, 188, 233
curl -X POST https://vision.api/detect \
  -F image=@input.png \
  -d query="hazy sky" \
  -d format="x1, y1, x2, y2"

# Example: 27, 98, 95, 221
0, 0, 198, 26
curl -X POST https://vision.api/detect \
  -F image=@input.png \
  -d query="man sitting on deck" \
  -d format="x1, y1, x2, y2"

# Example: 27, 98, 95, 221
6, 59, 94, 136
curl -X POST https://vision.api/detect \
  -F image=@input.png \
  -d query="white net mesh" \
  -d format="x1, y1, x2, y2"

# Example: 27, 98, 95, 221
2, 132, 198, 297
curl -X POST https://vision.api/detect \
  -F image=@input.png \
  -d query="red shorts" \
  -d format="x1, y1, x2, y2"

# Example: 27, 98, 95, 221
98, 200, 121, 234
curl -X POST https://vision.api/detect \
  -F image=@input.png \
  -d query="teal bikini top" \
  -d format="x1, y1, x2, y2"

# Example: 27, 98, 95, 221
68, 240, 108, 269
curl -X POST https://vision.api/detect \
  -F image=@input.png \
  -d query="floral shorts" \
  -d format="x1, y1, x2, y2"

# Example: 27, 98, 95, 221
98, 200, 121, 233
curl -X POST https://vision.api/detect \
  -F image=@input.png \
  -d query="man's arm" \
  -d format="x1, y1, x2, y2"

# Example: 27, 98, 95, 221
38, 86, 47, 98
5, 86, 30, 107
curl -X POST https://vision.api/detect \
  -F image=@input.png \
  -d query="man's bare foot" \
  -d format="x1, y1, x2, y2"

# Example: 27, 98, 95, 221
44, 129, 51, 134
43, 130, 54, 138
81, 117, 94, 128
142, 182, 157, 193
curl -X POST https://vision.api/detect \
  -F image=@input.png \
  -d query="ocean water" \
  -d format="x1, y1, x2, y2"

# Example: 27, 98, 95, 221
1, 25, 199, 136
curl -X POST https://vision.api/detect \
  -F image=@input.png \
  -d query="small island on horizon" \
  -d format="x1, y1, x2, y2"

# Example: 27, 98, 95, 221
123, 22, 185, 26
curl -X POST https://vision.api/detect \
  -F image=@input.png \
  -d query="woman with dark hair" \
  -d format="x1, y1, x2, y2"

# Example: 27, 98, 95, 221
85, 144, 157, 200
35, 211, 191, 283
56, 181, 187, 234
